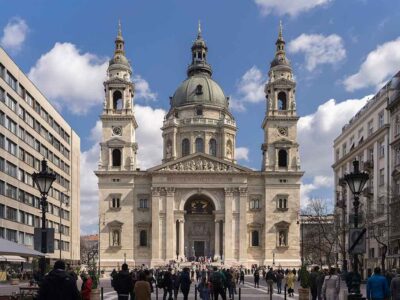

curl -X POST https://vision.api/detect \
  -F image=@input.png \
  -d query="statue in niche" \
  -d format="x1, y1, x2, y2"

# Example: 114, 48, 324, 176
166, 140, 172, 159
226, 141, 233, 159
279, 231, 286, 246
112, 230, 120, 246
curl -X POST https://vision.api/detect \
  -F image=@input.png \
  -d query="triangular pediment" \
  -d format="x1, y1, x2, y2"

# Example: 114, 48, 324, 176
148, 153, 253, 173
105, 137, 125, 147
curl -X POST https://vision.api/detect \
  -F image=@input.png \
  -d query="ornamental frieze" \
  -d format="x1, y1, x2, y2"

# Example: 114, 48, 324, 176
160, 157, 240, 172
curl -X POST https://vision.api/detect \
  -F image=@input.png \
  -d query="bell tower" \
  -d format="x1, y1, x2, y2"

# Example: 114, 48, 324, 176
99, 21, 138, 171
261, 22, 300, 172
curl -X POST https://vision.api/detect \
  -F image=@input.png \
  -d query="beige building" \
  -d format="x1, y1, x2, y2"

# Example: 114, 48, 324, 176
0, 47, 80, 262
333, 71, 400, 275
97, 24, 303, 268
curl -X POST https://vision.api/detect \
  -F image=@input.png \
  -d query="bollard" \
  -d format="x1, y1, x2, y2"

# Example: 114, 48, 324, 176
101, 287, 104, 300
284, 284, 287, 300
239, 287, 241, 300
195, 284, 198, 300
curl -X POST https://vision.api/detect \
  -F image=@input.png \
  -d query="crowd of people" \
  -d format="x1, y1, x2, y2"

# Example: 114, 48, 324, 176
28, 258, 400, 300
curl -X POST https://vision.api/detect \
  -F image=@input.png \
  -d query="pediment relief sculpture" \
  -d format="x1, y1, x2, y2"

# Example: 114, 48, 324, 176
159, 157, 240, 172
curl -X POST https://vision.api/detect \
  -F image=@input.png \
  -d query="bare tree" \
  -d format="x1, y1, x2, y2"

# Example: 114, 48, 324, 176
80, 236, 98, 266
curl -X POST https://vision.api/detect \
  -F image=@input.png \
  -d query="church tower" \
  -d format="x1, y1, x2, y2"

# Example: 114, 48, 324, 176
99, 22, 138, 171
261, 22, 301, 172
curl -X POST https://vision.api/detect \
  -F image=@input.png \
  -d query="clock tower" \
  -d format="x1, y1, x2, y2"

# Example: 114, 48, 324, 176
99, 21, 138, 171
261, 22, 301, 172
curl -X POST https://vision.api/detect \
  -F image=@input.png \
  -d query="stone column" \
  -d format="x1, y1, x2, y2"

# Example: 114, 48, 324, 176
165, 188, 175, 261
224, 188, 234, 263
151, 188, 161, 265
172, 128, 177, 159
214, 220, 220, 260
179, 220, 185, 259
238, 187, 248, 262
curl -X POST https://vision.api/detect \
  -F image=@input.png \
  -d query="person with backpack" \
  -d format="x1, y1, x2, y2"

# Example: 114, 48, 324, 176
37, 260, 80, 300
253, 268, 260, 288
179, 267, 192, 300
113, 264, 134, 300
265, 267, 276, 294
211, 267, 227, 300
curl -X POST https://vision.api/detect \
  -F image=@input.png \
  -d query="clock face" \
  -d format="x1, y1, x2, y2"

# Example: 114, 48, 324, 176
112, 126, 122, 136
278, 127, 288, 136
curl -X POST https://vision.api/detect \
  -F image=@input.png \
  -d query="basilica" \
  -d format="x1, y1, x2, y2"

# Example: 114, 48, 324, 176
96, 22, 303, 268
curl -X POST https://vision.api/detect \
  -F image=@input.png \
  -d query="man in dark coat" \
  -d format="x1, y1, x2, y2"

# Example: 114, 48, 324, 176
163, 268, 173, 300
113, 263, 133, 300
253, 268, 260, 288
310, 266, 320, 300
179, 268, 192, 300
37, 260, 80, 300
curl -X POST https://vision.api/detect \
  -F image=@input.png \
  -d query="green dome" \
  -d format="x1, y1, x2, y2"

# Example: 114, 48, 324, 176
171, 74, 227, 108
108, 54, 131, 72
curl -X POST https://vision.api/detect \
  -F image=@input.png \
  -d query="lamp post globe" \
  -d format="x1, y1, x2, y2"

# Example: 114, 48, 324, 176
32, 159, 56, 276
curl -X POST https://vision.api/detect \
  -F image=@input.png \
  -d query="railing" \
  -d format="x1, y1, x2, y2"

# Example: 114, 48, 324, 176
164, 117, 236, 127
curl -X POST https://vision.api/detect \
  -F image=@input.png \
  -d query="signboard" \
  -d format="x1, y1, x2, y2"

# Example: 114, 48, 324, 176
349, 228, 366, 254
34, 228, 55, 253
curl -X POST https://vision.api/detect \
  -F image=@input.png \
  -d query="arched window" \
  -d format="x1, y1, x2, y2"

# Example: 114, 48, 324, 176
112, 230, 120, 246
209, 139, 217, 156
251, 231, 259, 247
112, 149, 121, 166
277, 92, 287, 110
195, 138, 204, 153
278, 149, 287, 167
139, 230, 147, 247
113, 91, 123, 110
182, 139, 190, 156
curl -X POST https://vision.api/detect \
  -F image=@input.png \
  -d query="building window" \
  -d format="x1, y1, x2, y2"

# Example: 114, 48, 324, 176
278, 149, 287, 167
139, 230, 147, 246
182, 139, 190, 156
139, 198, 148, 209
195, 138, 204, 153
209, 139, 217, 156
395, 148, 400, 166
6, 72, 17, 91
112, 149, 121, 166
369, 247, 375, 258
251, 231, 259, 247
342, 143, 347, 156
112, 197, 120, 208
249, 198, 260, 210
368, 120, 374, 136
111, 230, 121, 246
378, 111, 384, 128
379, 168, 384, 186
113, 91, 123, 110
277, 92, 287, 110
278, 197, 288, 210
6, 207, 17, 222
396, 116, 400, 137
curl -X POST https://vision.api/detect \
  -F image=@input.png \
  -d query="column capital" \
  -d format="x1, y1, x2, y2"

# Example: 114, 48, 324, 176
151, 187, 162, 196
224, 187, 235, 196
165, 187, 176, 196
238, 187, 248, 196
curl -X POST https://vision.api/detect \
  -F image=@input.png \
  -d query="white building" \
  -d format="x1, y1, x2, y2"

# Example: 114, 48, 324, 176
97, 23, 303, 269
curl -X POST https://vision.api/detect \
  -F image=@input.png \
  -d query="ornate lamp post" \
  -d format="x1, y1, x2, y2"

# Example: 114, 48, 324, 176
343, 160, 369, 299
32, 159, 56, 276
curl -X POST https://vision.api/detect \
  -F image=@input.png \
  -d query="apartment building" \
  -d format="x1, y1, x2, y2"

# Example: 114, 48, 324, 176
333, 71, 400, 276
0, 47, 80, 262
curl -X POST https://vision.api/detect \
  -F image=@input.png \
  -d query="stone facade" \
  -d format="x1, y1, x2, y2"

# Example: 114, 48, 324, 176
96, 23, 303, 268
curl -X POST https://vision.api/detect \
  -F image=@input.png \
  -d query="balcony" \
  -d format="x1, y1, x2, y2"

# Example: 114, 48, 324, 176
364, 160, 374, 170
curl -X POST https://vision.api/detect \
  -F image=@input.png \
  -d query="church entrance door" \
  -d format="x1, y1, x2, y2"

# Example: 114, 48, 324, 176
184, 194, 215, 259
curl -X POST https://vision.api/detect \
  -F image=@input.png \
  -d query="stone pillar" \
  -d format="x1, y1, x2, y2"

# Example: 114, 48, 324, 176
238, 187, 248, 262
151, 188, 161, 265
165, 188, 175, 261
224, 188, 234, 264
172, 128, 177, 159
214, 220, 220, 260
179, 220, 185, 259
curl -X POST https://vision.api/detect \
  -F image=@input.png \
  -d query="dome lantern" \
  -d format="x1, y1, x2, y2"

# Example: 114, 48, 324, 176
187, 21, 212, 77
108, 20, 132, 73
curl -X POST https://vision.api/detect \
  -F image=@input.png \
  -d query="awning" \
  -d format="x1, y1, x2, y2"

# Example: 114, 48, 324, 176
0, 255, 26, 262
0, 238, 44, 257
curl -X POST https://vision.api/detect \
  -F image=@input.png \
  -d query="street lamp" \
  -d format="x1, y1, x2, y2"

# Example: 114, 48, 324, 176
32, 159, 56, 277
343, 160, 369, 299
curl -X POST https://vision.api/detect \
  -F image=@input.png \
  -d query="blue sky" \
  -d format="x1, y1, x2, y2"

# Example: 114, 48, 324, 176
1, 0, 400, 233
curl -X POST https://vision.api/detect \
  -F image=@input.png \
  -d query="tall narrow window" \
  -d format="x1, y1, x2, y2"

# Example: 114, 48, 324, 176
209, 139, 217, 156
277, 92, 287, 110
182, 139, 190, 156
195, 138, 204, 153
251, 231, 259, 247
113, 91, 123, 110
278, 149, 287, 167
112, 149, 121, 166
139, 230, 147, 246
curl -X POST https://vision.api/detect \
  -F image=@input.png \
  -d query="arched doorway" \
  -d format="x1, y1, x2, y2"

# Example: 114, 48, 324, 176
184, 194, 215, 259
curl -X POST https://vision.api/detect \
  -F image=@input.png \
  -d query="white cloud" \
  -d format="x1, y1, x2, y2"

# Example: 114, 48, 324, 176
28, 43, 108, 114
235, 147, 249, 161
288, 33, 346, 71
254, 0, 332, 16
80, 105, 166, 234
28, 43, 157, 114
0, 18, 29, 53
298, 95, 372, 206
343, 37, 400, 92
230, 66, 266, 112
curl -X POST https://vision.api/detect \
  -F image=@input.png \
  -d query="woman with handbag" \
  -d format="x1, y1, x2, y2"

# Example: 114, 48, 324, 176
286, 270, 295, 297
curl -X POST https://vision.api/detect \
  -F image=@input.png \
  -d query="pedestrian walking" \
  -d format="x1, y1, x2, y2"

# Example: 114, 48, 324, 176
162, 269, 174, 300
80, 272, 93, 300
197, 277, 211, 300
211, 267, 227, 300
310, 266, 320, 300
36, 260, 80, 300
172, 270, 180, 300
390, 268, 400, 300
253, 268, 260, 288
286, 269, 295, 297
113, 263, 134, 300
239, 269, 245, 285
321, 268, 340, 300
134, 272, 151, 300
276, 269, 284, 294
366, 267, 389, 300
265, 268, 276, 294
179, 267, 192, 300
